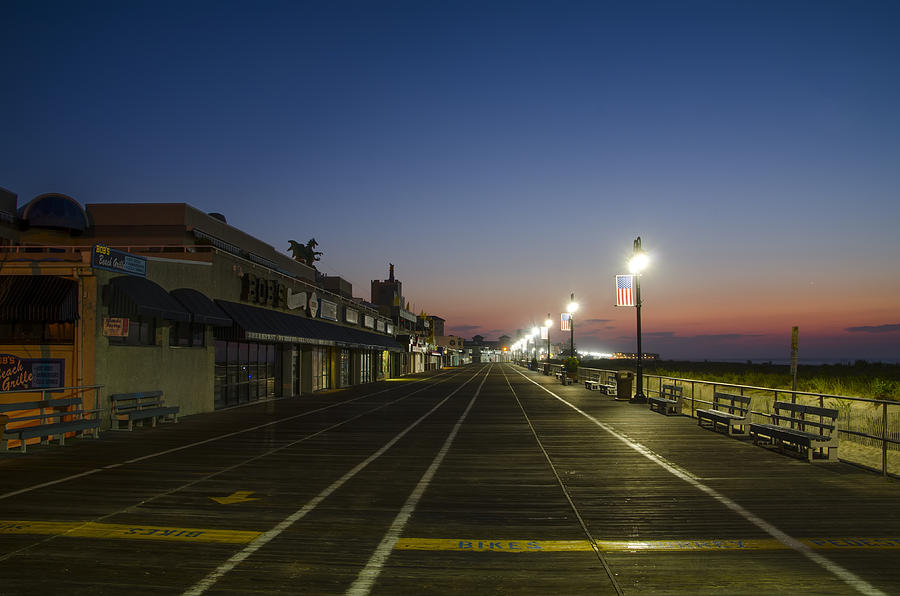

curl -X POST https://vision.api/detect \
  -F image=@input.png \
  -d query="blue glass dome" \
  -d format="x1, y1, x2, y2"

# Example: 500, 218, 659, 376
18, 193, 89, 232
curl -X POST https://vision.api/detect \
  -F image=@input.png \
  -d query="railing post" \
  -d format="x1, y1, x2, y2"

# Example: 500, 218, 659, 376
883, 402, 888, 478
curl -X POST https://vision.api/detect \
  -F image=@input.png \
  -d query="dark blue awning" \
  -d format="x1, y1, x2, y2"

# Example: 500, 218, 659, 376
171, 288, 232, 327
215, 300, 403, 351
107, 276, 191, 322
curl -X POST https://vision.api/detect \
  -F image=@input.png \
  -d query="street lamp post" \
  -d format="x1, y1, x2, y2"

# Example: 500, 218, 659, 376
567, 293, 578, 358
545, 314, 552, 364
629, 237, 648, 403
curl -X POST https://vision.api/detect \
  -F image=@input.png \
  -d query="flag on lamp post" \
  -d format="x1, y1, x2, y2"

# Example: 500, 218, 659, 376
616, 275, 635, 307
540, 326, 549, 340
560, 313, 571, 331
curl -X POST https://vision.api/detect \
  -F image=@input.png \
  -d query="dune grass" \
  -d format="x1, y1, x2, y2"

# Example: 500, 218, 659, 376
581, 359, 900, 401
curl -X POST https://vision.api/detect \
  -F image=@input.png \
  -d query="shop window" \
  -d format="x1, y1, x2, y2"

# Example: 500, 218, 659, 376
169, 322, 206, 347
311, 347, 330, 392
108, 317, 156, 346
0, 322, 75, 344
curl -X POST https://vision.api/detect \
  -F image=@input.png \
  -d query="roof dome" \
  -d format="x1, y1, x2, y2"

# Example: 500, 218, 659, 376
18, 193, 89, 233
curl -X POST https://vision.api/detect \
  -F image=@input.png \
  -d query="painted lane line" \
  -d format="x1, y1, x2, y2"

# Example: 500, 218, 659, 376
0, 372, 464, 564
347, 366, 491, 596
182, 366, 488, 596
0, 520, 260, 544
0, 370, 459, 502
514, 367, 888, 596
502, 368, 623, 596
394, 537, 900, 552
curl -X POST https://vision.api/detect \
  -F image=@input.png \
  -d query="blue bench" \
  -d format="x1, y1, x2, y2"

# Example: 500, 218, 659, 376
1, 397, 101, 453
110, 391, 179, 431
749, 401, 839, 462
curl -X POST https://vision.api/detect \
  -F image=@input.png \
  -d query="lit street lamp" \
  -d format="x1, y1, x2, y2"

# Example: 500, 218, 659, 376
629, 237, 648, 403
545, 314, 552, 363
566, 293, 578, 358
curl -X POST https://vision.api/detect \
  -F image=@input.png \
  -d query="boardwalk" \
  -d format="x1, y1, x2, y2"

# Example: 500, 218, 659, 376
1, 363, 898, 595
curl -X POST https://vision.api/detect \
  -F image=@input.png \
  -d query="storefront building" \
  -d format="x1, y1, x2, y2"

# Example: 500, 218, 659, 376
1, 192, 404, 445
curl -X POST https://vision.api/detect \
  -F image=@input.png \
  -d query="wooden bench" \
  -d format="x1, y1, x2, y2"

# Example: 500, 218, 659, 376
697, 392, 751, 435
109, 391, 179, 431
1, 397, 101, 453
585, 375, 617, 395
749, 401, 839, 462
648, 384, 683, 415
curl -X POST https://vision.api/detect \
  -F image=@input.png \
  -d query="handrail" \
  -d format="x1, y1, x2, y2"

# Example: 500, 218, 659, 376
0, 384, 104, 397
530, 363, 899, 478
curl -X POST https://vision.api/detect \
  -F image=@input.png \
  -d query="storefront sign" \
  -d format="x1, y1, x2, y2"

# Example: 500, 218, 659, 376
103, 317, 130, 337
386, 324, 394, 335
345, 308, 359, 324
320, 299, 338, 321
286, 289, 306, 310
376, 320, 385, 332
241, 273, 287, 308
363, 315, 375, 329
91, 244, 147, 277
0, 354, 65, 391
308, 292, 319, 318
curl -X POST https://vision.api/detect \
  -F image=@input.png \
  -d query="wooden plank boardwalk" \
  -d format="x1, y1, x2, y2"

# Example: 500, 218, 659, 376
1, 363, 898, 595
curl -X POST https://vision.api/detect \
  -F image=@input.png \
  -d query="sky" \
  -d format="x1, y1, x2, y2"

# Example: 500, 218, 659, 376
2, 0, 898, 363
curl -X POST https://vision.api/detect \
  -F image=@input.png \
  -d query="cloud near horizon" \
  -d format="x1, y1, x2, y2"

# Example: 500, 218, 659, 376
846, 324, 900, 334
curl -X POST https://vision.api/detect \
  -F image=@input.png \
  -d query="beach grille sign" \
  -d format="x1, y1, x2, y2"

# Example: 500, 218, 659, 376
91, 244, 147, 277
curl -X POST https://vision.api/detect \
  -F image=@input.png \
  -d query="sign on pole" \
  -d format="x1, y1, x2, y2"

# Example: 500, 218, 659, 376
790, 326, 799, 392
616, 275, 635, 307
560, 313, 571, 331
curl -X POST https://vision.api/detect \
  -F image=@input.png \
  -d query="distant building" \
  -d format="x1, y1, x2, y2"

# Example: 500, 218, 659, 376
612, 352, 660, 361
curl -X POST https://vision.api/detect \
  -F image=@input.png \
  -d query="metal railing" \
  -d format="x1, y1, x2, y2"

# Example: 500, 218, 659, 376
524, 362, 899, 478
0, 384, 104, 408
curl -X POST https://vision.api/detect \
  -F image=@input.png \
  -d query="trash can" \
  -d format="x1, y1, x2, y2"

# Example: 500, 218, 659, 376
542, 363, 550, 375
615, 371, 634, 401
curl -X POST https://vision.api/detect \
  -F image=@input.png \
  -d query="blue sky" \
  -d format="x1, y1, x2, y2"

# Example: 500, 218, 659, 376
2, 0, 899, 362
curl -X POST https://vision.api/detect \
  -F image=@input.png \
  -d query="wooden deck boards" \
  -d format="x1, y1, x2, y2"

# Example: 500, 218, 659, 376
0, 363, 897, 594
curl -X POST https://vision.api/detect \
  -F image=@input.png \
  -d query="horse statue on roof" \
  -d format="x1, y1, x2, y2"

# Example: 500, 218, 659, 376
288, 238, 323, 266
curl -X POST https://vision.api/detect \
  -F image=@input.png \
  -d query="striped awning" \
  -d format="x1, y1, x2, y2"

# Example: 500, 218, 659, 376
0, 276, 79, 322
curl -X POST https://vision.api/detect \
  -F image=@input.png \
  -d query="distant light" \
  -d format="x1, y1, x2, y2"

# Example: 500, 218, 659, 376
629, 252, 649, 274
531, 326, 539, 336
544, 318, 553, 328
567, 302, 578, 314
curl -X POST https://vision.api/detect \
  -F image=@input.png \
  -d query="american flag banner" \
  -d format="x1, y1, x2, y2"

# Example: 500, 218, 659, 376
616, 275, 635, 307
560, 313, 571, 331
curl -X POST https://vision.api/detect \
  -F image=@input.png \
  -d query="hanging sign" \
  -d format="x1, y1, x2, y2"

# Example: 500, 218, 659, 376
103, 317, 130, 337
616, 274, 635, 307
